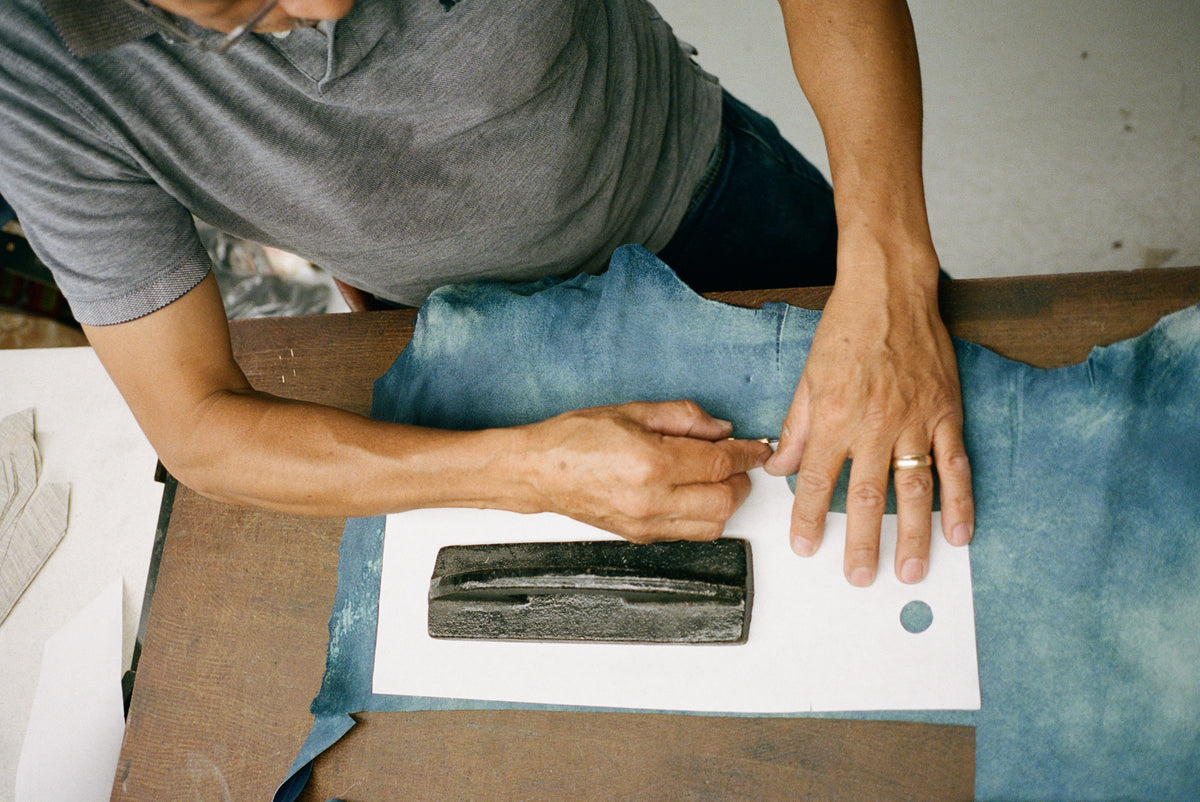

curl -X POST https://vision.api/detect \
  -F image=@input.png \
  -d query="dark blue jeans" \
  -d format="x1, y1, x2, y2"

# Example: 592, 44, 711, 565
658, 92, 838, 291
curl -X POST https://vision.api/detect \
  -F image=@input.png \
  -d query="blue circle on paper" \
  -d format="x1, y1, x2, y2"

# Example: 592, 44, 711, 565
900, 600, 934, 633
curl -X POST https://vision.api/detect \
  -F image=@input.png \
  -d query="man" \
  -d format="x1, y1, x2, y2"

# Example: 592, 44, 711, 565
0, 0, 973, 585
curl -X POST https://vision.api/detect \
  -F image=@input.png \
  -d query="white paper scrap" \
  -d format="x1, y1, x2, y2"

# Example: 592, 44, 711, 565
373, 469, 980, 713
15, 579, 126, 802
0, 408, 70, 625
0, 409, 40, 535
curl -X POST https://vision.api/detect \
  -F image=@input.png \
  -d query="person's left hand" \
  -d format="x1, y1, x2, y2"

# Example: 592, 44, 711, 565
764, 241, 975, 586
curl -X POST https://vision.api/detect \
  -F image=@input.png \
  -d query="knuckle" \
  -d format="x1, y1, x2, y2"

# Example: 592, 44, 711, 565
861, 392, 905, 432
726, 472, 753, 502
847, 481, 887, 511
943, 486, 976, 517
896, 529, 930, 551
894, 469, 934, 500
860, 401, 893, 431
814, 402, 855, 433
622, 492, 660, 521
794, 468, 835, 498
624, 452, 665, 486
790, 506, 825, 534
710, 487, 739, 523
621, 519, 658, 544
844, 541, 879, 563
686, 516, 720, 542
939, 449, 972, 476
706, 448, 736, 480
931, 387, 964, 415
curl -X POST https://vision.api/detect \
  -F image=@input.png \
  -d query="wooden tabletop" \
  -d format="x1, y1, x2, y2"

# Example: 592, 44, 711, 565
114, 267, 1200, 801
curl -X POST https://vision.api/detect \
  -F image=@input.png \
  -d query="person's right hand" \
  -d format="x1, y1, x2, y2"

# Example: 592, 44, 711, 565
518, 400, 773, 542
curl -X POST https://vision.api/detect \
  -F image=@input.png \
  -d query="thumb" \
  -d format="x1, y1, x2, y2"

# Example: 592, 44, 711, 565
764, 385, 811, 476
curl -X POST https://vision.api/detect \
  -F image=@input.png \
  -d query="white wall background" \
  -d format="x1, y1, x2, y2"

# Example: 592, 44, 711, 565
651, 0, 1200, 278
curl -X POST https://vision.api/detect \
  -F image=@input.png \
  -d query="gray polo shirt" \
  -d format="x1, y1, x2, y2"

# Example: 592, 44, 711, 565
0, 0, 721, 324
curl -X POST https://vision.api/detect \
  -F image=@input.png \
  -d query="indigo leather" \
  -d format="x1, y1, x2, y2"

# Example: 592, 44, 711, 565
279, 246, 1200, 800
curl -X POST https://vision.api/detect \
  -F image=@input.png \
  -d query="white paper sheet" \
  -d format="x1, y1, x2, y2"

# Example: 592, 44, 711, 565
15, 578, 125, 802
374, 469, 980, 713
0, 348, 161, 798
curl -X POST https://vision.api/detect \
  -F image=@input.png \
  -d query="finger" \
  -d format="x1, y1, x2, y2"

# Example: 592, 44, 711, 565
891, 445, 935, 585
620, 400, 734, 441
932, 419, 975, 546
843, 447, 891, 587
787, 433, 843, 558
620, 517, 727, 544
662, 436, 771, 485
670, 472, 755, 529
764, 384, 811, 477
617, 474, 754, 543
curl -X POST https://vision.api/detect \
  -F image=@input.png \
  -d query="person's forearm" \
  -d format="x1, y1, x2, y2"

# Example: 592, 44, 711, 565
778, 0, 938, 284
162, 389, 774, 540
168, 388, 530, 517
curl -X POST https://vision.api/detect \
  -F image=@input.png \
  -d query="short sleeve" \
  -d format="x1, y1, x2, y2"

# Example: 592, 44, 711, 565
0, 18, 211, 325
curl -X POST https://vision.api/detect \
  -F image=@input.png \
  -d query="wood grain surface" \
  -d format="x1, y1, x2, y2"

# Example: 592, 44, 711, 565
115, 267, 1200, 801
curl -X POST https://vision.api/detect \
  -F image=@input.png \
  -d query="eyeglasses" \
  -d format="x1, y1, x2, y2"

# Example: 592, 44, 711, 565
119, 0, 281, 53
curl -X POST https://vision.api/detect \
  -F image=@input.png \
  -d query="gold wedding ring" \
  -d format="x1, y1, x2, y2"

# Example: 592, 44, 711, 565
892, 454, 933, 470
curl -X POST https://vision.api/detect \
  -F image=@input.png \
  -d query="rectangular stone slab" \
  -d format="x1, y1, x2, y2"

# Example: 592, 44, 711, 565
428, 539, 753, 643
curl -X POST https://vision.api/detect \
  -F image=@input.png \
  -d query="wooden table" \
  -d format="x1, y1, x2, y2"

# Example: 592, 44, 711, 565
114, 267, 1200, 801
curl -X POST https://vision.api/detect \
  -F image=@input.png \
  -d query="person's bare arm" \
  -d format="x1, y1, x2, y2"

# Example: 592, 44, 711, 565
765, 0, 975, 584
84, 273, 771, 536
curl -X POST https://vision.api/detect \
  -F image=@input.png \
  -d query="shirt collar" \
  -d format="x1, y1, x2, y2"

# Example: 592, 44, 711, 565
39, 0, 160, 57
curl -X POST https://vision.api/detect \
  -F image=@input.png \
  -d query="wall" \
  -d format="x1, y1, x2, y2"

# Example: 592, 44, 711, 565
651, 0, 1200, 278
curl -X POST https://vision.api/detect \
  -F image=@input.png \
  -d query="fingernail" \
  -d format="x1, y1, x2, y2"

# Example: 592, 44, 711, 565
900, 558, 926, 584
849, 567, 875, 587
951, 523, 973, 546
791, 536, 817, 557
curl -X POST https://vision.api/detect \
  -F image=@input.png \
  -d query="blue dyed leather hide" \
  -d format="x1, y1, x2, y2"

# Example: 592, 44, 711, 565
279, 246, 1200, 801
